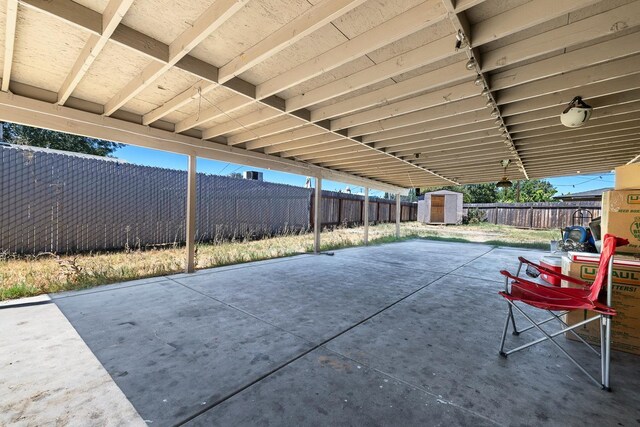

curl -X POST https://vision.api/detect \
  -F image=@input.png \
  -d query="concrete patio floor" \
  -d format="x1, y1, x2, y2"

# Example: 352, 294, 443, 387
2, 240, 640, 426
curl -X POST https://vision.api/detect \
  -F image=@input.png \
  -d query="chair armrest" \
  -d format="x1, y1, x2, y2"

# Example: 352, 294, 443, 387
517, 256, 591, 289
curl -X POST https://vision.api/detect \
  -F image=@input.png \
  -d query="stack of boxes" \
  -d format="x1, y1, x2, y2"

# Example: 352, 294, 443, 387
563, 163, 640, 355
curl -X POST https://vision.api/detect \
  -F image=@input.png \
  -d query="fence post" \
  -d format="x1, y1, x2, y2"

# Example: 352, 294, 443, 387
337, 197, 343, 226
494, 206, 498, 225
529, 206, 534, 229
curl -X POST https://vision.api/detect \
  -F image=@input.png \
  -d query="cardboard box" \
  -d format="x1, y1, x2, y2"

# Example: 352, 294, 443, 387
601, 190, 640, 256
615, 163, 640, 190
562, 253, 640, 355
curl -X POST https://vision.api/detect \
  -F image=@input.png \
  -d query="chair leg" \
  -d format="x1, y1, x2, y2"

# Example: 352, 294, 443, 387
603, 315, 612, 391
509, 305, 519, 335
600, 316, 607, 390
499, 305, 512, 357
508, 301, 602, 388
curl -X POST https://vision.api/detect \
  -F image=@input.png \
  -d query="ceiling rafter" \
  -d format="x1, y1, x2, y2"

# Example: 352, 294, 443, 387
255, 0, 448, 100
146, 0, 367, 126
174, 0, 450, 134
1, 0, 18, 92
103, 0, 249, 116
481, 1, 640, 73
218, 0, 368, 84
285, 34, 457, 113
57, 0, 134, 105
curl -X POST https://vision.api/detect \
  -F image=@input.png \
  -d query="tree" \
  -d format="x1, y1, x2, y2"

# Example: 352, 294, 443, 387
1, 123, 122, 156
228, 172, 243, 179
498, 179, 556, 202
421, 180, 556, 204
466, 183, 499, 203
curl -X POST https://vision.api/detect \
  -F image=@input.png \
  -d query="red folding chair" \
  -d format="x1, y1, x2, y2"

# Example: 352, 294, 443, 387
498, 234, 629, 390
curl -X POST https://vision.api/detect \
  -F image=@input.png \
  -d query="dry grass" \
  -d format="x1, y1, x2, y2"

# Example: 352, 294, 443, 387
0, 222, 556, 301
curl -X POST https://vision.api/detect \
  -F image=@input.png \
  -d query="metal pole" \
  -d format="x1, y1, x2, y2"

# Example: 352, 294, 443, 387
314, 177, 322, 253
364, 187, 369, 245
185, 154, 197, 273
395, 193, 401, 238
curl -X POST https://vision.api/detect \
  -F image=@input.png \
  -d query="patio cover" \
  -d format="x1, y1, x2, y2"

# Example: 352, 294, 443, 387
0, 0, 638, 192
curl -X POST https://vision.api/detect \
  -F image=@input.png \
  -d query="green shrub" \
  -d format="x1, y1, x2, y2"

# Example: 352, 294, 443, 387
463, 208, 487, 225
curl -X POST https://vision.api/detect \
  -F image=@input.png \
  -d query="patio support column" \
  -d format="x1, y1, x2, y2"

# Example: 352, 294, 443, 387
395, 193, 401, 238
314, 176, 322, 253
364, 187, 369, 245
185, 154, 197, 273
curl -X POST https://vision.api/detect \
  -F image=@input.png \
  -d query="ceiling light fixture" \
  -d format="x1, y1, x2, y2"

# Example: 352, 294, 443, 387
474, 75, 483, 86
455, 30, 468, 50
497, 159, 513, 188
560, 96, 593, 128
465, 58, 476, 70
490, 109, 499, 117
481, 88, 490, 97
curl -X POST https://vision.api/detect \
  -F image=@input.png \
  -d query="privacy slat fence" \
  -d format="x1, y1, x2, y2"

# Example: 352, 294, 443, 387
312, 190, 417, 227
463, 202, 602, 229
1, 145, 311, 254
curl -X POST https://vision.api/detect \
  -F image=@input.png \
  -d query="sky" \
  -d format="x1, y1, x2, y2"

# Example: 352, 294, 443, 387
114, 144, 616, 196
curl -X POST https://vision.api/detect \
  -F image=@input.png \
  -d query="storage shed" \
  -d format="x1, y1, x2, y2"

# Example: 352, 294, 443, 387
417, 190, 463, 225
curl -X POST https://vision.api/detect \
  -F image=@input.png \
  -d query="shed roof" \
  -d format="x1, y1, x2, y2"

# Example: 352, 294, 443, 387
0, 0, 638, 191
424, 190, 463, 196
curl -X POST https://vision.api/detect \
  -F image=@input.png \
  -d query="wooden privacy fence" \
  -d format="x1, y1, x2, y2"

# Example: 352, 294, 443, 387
463, 201, 602, 229
311, 190, 417, 228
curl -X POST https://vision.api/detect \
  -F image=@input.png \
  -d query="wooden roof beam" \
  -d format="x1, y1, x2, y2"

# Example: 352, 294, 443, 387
227, 116, 307, 145
362, 109, 493, 143
491, 31, 640, 92
372, 121, 498, 150
348, 96, 488, 137
1, 0, 18, 92
161, 0, 366, 127
218, 0, 367, 84
202, 108, 282, 139
390, 136, 502, 157
470, 0, 598, 47
481, 1, 640, 73
286, 34, 458, 112
264, 134, 346, 155
331, 82, 480, 131
512, 112, 640, 141
244, 126, 328, 151
103, 0, 248, 115
313, 60, 474, 122
508, 101, 640, 134
256, 0, 448, 99
57, 0, 134, 105
506, 89, 640, 127
501, 74, 640, 117
497, 55, 640, 107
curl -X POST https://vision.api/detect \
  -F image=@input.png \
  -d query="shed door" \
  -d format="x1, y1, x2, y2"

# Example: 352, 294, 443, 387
431, 195, 445, 223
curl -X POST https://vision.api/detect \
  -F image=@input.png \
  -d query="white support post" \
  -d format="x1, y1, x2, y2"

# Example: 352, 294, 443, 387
364, 187, 369, 245
395, 193, 401, 238
186, 154, 197, 273
314, 177, 322, 253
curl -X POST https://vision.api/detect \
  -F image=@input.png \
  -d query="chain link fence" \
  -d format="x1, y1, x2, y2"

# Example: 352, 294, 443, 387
1, 144, 311, 254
